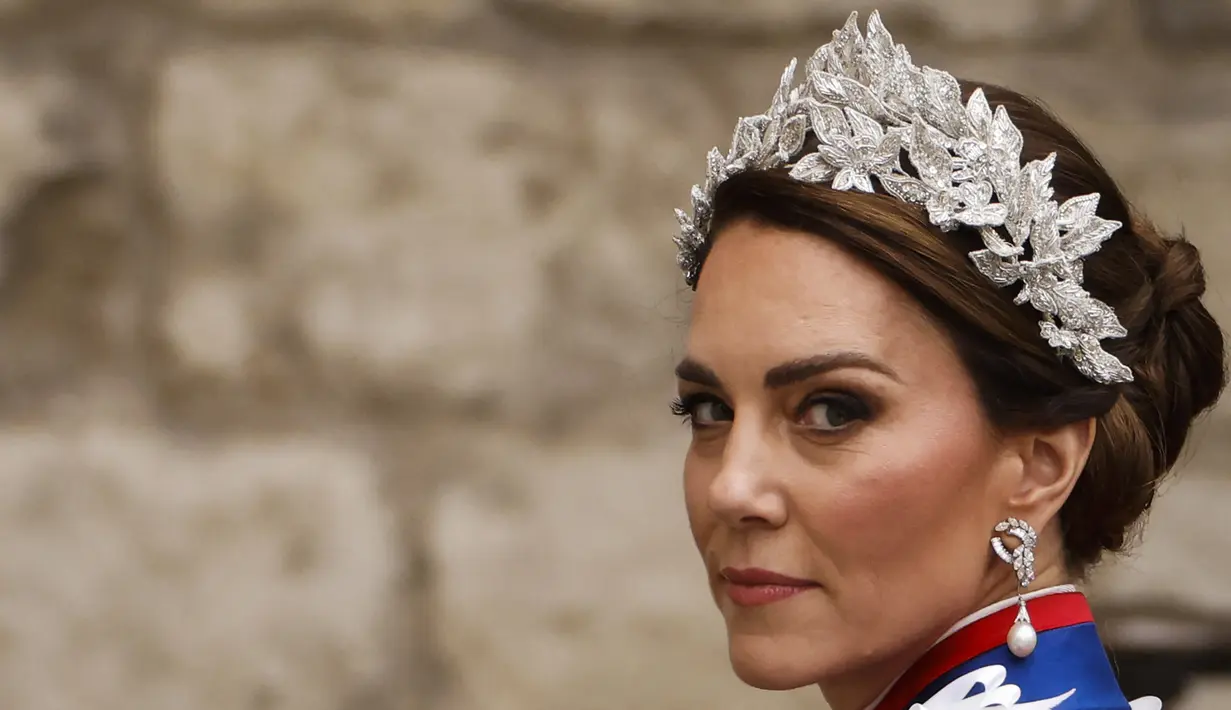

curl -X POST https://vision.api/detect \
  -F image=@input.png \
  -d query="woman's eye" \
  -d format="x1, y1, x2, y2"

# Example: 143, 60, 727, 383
692, 400, 733, 425
798, 395, 869, 431
671, 395, 733, 427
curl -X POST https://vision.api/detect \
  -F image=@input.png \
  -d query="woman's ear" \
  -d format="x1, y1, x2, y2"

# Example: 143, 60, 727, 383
1005, 418, 1097, 524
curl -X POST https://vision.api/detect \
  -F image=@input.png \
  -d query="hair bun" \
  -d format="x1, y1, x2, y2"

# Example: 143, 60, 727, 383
1127, 221, 1226, 471
1153, 236, 1207, 315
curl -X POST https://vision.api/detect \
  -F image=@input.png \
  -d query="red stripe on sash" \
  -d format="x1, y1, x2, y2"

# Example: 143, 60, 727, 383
873, 592, 1094, 710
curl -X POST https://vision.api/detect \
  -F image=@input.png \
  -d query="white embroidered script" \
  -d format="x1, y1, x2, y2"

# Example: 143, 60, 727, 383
908, 665, 1074, 709
907, 664, 1164, 709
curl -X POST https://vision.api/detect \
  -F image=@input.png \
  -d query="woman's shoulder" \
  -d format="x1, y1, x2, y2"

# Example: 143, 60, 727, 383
879, 590, 1156, 710
909, 663, 1161, 710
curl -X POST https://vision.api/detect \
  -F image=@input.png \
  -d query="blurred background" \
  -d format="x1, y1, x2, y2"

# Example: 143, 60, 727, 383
0, 0, 1229, 709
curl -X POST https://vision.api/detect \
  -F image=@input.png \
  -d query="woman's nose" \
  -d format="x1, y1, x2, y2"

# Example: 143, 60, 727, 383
707, 423, 788, 529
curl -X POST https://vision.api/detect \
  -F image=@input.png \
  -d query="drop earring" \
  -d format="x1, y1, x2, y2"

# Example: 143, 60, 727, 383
991, 517, 1039, 658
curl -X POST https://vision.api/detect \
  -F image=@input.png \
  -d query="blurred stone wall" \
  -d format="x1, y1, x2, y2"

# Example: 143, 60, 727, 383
0, 1, 1229, 709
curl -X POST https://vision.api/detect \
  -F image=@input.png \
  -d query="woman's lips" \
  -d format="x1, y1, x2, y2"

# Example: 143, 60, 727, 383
720, 567, 821, 607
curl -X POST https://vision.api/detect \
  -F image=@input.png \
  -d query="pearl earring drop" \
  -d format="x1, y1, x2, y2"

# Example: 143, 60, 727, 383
991, 518, 1039, 658
1006, 598, 1038, 658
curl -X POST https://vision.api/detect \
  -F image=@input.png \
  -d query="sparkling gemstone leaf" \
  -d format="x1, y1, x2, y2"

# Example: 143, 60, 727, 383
824, 42, 846, 75
922, 66, 963, 132
959, 203, 1010, 227
903, 67, 930, 119
1040, 321, 1073, 349
989, 106, 1024, 162
805, 44, 831, 83
969, 249, 1022, 286
674, 207, 691, 231
675, 209, 703, 249
951, 166, 980, 184
879, 173, 931, 204
882, 50, 920, 119
817, 144, 852, 168
833, 167, 859, 191
924, 66, 961, 107
966, 88, 993, 135
705, 147, 725, 191
1062, 295, 1127, 338
840, 77, 888, 120
810, 71, 848, 103
675, 244, 698, 272
1068, 337, 1132, 381
865, 12, 895, 56
1007, 154, 1057, 244
956, 137, 987, 162
926, 191, 959, 230
806, 101, 850, 139
789, 152, 837, 183
979, 226, 1024, 258
1027, 274, 1082, 316
731, 117, 762, 158
1029, 202, 1061, 260
1057, 193, 1100, 229
1065, 259, 1084, 284
830, 12, 864, 72
754, 119, 783, 165
1074, 341, 1134, 383
862, 12, 895, 81
1062, 216, 1121, 259
1023, 154, 1057, 200
909, 119, 953, 190
778, 114, 809, 161
871, 129, 905, 172
690, 185, 710, 219
845, 108, 884, 146
988, 162, 1020, 203
771, 60, 798, 115
958, 180, 994, 207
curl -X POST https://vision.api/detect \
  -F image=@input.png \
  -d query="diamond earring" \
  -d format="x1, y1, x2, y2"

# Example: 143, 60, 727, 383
991, 517, 1039, 658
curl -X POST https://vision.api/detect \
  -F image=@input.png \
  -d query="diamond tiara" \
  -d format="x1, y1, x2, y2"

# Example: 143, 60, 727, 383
673, 10, 1133, 385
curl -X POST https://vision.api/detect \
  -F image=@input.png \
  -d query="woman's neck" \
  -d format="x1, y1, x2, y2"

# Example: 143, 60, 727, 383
819, 566, 1076, 710
857, 583, 1082, 710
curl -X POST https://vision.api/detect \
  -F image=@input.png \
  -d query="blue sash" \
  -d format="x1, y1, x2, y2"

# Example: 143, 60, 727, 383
873, 592, 1152, 710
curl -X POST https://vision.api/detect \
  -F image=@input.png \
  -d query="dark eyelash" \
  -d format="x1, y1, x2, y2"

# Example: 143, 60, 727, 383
670, 392, 719, 423
670, 393, 702, 420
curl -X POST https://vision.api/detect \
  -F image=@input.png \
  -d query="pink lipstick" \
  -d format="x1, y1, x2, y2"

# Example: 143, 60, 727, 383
720, 567, 820, 607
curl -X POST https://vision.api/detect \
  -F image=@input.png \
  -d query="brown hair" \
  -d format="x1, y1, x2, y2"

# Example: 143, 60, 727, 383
697, 82, 1227, 571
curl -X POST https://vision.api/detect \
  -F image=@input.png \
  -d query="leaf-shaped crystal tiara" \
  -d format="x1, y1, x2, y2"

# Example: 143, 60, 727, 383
674, 10, 1133, 385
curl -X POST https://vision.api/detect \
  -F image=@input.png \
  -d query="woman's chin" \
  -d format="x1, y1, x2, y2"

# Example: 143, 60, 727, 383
728, 638, 828, 691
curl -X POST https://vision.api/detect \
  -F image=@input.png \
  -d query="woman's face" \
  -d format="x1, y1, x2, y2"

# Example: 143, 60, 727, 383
678, 219, 1022, 703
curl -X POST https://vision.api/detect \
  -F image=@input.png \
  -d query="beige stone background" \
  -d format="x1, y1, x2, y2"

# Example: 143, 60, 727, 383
0, 1, 1229, 709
